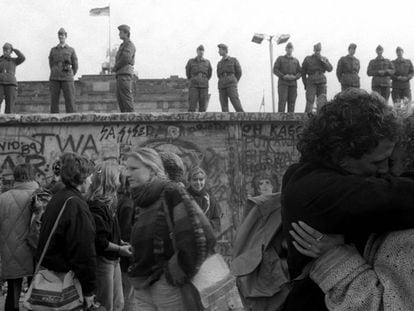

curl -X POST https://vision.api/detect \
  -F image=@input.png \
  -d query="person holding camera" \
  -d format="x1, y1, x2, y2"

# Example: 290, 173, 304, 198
48, 27, 78, 113
302, 42, 333, 112
0, 42, 25, 114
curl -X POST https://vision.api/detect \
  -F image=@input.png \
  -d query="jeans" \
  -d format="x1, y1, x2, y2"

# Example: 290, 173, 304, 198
278, 84, 297, 112
133, 275, 185, 311
50, 80, 75, 113
121, 272, 137, 311
219, 87, 244, 112
116, 75, 134, 112
95, 257, 124, 311
305, 83, 327, 112
188, 87, 209, 112
0, 85, 17, 114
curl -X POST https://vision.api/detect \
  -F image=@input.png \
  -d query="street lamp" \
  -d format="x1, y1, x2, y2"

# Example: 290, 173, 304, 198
252, 33, 290, 112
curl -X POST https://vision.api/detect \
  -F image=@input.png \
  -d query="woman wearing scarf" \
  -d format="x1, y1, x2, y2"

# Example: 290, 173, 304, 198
87, 161, 133, 311
187, 166, 222, 232
125, 148, 216, 311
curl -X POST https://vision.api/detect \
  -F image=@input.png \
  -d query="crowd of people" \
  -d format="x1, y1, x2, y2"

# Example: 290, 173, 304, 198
2, 86, 414, 310
0, 149, 223, 311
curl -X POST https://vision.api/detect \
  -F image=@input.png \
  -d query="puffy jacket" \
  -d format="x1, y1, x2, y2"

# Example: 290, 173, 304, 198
0, 181, 39, 279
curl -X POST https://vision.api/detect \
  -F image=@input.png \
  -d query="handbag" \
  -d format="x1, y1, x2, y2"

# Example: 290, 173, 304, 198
162, 196, 244, 311
23, 196, 85, 311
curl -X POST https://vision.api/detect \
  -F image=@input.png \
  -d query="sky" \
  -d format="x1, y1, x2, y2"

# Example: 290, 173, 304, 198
1, 0, 414, 112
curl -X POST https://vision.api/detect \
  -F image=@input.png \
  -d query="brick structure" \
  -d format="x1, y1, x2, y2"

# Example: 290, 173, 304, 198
14, 74, 189, 113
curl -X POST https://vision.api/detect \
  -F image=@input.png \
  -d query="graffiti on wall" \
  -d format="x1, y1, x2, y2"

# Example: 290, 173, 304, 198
0, 118, 304, 260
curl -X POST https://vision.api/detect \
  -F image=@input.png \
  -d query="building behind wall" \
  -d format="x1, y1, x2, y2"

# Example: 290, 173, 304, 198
14, 74, 190, 113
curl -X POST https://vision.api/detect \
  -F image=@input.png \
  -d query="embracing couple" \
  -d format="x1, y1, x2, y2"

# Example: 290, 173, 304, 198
282, 88, 414, 311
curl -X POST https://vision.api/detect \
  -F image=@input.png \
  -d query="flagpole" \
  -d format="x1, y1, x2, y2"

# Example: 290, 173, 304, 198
108, 1, 111, 69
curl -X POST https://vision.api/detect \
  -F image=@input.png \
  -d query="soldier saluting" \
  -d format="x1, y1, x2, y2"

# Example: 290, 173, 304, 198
336, 43, 360, 91
391, 46, 414, 102
0, 43, 25, 114
217, 43, 244, 112
367, 45, 395, 102
301, 43, 333, 112
185, 45, 212, 112
273, 42, 301, 112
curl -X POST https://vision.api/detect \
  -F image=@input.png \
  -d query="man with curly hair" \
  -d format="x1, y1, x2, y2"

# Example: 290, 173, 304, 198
281, 88, 414, 311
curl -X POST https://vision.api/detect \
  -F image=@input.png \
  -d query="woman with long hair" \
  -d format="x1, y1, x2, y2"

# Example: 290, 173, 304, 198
86, 161, 132, 311
125, 148, 216, 310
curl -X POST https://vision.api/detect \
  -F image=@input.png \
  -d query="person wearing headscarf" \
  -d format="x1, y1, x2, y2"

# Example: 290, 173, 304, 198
187, 166, 222, 232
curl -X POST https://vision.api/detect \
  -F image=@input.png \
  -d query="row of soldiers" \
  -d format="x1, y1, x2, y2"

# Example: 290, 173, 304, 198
272, 42, 413, 112
0, 25, 136, 114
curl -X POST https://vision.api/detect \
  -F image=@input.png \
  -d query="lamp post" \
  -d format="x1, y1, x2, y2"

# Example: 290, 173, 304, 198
252, 33, 290, 112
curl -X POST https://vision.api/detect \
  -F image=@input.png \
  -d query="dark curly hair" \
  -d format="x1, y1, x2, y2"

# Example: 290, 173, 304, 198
60, 153, 95, 188
298, 88, 401, 164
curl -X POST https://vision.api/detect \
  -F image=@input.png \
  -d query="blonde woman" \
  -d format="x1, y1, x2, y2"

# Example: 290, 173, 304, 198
125, 148, 216, 311
86, 161, 133, 311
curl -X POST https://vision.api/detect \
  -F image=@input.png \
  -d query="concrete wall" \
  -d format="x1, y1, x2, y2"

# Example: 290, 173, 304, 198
0, 112, 305, 259
15, 75, 190, 113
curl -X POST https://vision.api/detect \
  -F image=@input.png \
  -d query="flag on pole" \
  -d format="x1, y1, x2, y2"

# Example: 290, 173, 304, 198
89, 6, 110, 16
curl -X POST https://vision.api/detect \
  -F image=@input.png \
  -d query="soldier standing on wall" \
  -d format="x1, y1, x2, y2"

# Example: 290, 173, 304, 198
217, 43, 244, 112
113, 24, 136, 113
367, 45, 395, 102
336, 43, 360, 91
273, 42, 301, 113
185, 45, 212, 112
0, 43, 25, 114
49, 28, 78, 113
391, 46, 414, 103
301, 43, 333, 112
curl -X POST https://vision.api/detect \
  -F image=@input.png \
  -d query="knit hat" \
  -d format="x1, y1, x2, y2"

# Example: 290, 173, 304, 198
159, 151, 185, 183
189, 166, 207, 181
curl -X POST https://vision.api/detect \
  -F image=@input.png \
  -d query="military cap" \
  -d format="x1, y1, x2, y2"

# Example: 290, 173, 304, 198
2, 42, 12, 50
313, 42, 322, 51
348, 43, 357, 50
376, 45, 384, 51
286, 42, 293, 49
217, 43, 228, 51
396, 46, 404, 52
57, 27, 67, 35
118, 24, 131, 33
197, 44, 205, 51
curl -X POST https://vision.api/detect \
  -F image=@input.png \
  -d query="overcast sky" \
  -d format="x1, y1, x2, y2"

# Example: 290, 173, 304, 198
1, 0, 414, 112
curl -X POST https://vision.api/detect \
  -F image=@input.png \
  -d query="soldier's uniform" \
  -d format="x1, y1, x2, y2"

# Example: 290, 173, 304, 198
336, 44, 360, 91
217, 44, 244, 112
49, 28, 78, 113
391, 47, 414, 102
367, 45, 395, 101
114, 24, 136, 112
0, 43, 25, 113
273, 42, 301, 112
185, 45, 212, 112
302, 43, 333, 112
